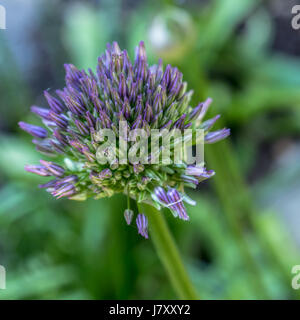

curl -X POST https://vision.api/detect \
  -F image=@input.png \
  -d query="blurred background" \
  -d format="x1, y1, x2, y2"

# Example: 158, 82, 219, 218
1, 0, 300, 299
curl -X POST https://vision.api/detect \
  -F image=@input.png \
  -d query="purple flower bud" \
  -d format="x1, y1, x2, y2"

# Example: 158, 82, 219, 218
32, 139, 54, 155
31, 106, 51, 120
18, 122, 48, 139
51, 183, 77, 199
69, 139, 86, 153
186, 166, 215, 182
159, 119, 172, 130
124, 209, 134, 225
181, 175, 199, 186
74, 119, 89, 135
55, 189, 77, 199
99, 168, 112, 179
197, 97, 212, 122
55, 175, 78, 186
135, 41, 147, 62
44, 91, 65, 113
40, 160, 65, 177
39, 179, 58, 189
186, 166, 211, 177
173, 114, 186, 129
189, 97, 212, 122
53, 129, 68, 146
64, 64, 83, 89
143, 103, 153, 122
205, 128, 230, 144
167, 188, 189, 221
49, 111, 68, 129
200, 115, 220, 131
154, 187, 169, 205
25, 164, 50, 176
133, 164, 144, 174
112, 41, 121, 55
64, 95, 86, 116
85, 111, 96, 129
136, 213, 148, 239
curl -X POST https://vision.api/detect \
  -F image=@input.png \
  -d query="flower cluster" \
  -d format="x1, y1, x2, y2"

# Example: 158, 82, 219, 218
19, 41, 229, 238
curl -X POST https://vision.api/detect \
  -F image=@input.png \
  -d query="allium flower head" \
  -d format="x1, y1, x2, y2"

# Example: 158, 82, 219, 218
19, 41, 229, 238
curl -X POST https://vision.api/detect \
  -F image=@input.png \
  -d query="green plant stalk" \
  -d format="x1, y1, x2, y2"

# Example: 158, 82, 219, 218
179, 54, 270, 298
138, 202, 199, 300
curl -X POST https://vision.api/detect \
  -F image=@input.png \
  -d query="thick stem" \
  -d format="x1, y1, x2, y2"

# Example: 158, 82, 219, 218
138, 202, 199, 300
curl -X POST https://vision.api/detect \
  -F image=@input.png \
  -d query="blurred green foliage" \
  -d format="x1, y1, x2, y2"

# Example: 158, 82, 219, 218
1, 0, 300, 299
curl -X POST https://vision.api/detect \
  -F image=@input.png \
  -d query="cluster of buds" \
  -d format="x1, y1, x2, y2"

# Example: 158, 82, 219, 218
19, 41, 229, 238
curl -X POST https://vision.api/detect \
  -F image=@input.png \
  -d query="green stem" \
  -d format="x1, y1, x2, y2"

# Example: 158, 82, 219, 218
138, 202, 199, 300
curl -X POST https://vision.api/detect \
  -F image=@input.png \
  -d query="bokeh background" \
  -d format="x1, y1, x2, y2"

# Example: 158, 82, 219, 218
1, 0, 300, 299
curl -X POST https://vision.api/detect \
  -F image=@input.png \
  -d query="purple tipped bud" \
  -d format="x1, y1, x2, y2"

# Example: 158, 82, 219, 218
112, 41, 121, 55
186, 166, 215, 182
44, 91, 65, 113
53, 129, 68, 146
51, 183, 77, 199
167, 188, 189, 221
189, 97, 212, 122
56, 175, 78, 186
143, 103, 153, 122
74, 119, 89, 135
205, 128, 230, 144
173, 114, 186, 129
200, 115, 220, 131
154, 186, 169, 205
55, 189, 77, 199
49, 111, 68, 129
181, 175, 199, 185
25, 164, 50, 176
39, 179, 58, 189
85, 111, 96, 129
19, 122, 48, 139
136, 213, 148, 239
40, 160, 65, 177
133, 164, 144, 174
32, 139, 54, 155
124, 209, 134, 225
99, 168, 112, 179
198, 97, 212, 121
31, 106, 51, 120
160, 120, 173, 130
135, 41, 147, 62
64, 64, 83, 89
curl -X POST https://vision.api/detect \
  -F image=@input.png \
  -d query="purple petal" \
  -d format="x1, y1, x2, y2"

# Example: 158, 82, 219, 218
167, 189, 189, 221
18, 122, 48, 139
30, 106, 51, 120
99, 168, 112, 179
205, 128, 230, 144
44, 91, 65, 113
154, 187, 169, 205
40, 160, 65, 177
200, 114, 220, 131
136, 213, 148, 239
25, 164, 50, 177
